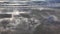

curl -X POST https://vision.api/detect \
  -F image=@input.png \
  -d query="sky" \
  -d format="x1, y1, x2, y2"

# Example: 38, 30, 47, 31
31, 0, 46, 1
31, 0, 60, 1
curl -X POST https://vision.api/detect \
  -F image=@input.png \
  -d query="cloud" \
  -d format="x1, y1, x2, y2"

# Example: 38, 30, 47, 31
32, 0, 45, 1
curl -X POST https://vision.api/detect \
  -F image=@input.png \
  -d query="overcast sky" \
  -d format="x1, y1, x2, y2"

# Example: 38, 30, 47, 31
32, 0, 45, 1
